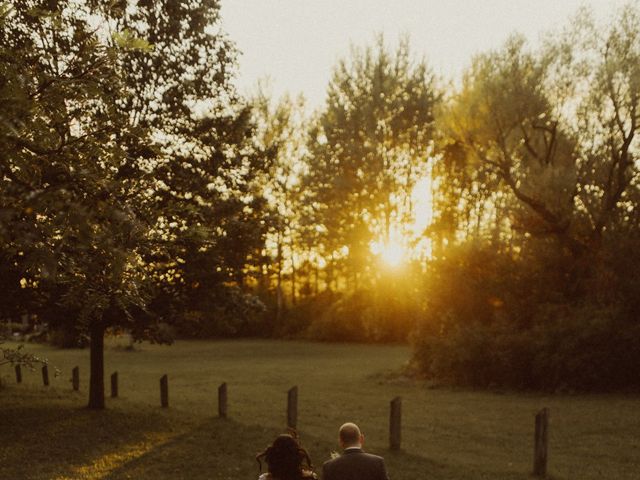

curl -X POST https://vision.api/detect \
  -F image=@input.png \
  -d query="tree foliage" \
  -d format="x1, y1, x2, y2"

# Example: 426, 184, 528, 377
0, 0, 269, 406
413, 5, 640, 390
3, 1, 639, 394
305, 35, 439, 288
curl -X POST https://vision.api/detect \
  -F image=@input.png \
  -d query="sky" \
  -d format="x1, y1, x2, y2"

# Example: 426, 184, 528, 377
220, 0, 628, 108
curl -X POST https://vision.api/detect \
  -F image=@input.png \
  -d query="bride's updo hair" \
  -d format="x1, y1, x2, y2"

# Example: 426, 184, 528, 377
256, 432, 313, 480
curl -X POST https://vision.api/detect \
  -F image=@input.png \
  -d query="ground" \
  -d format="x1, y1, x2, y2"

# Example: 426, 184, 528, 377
1, 339, 639, 479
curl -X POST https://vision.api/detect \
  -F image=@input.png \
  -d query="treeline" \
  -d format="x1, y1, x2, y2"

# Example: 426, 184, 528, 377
249, 6, 640, 391
1, 1, 639, 399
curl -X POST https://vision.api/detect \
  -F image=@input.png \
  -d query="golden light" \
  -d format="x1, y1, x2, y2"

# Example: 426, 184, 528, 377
370, 238, 407, 267
368, 171, 434, 268
410, 175, 433, 234
380, 242, 405, 267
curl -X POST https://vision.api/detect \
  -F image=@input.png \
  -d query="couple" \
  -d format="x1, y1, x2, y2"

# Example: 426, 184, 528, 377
257, 422, 390, 480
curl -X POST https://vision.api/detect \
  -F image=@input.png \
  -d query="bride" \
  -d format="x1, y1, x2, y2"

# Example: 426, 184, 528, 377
256, 433, 317, 480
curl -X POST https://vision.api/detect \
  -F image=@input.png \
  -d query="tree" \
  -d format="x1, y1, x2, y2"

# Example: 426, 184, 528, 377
305, 35, 440, 288
2, 0, 270, 406
100, 1, 270, 334
412, 4, 640, 390
439, 5, 639, 268
0, 0, 158, 407
251, 87, 312, 328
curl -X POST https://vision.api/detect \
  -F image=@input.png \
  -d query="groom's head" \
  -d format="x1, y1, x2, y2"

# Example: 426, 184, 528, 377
339, 422, 364, 449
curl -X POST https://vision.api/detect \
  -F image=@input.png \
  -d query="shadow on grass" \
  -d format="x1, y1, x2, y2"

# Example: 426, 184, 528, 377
101, 419, 538, 480
102, 418, 282, 480
0, 388, 186, 480
1, 388, 549, 480
384, 449, 545, 480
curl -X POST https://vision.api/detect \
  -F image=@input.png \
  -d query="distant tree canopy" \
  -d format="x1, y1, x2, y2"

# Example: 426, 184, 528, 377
413, 6, 640, 391
305, 36, 440, 291
253, 8, 640, 390
250, 87, 308, 330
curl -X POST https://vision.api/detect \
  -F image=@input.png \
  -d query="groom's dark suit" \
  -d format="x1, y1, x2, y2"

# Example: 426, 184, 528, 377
322, 448, 390, 480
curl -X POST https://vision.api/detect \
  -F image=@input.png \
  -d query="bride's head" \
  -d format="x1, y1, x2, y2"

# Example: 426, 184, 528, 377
257, 433, 313, 479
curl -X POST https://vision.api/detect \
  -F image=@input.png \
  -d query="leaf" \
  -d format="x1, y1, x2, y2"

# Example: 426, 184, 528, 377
112, 30, 154, 52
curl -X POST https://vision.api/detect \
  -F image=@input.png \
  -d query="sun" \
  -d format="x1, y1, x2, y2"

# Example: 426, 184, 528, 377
370, 239, 407, 267
380, 242, 405, 267
367, 171, 434, 268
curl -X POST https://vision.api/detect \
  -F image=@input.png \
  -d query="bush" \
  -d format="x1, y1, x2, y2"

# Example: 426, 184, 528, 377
274, 290, 340, 338
529, 304, 640, 391
410, 242, 640, 392
413, 304, 640, 391
304, 282, 420, 343
305, 290, 369, 342
49, 325, 89, 349
174, 286, 267, 338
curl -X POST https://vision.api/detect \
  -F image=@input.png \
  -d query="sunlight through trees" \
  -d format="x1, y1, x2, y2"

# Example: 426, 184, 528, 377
1, 1, 639, 393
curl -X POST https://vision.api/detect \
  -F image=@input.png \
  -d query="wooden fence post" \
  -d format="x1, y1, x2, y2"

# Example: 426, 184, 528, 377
42, 365, 49, 386
72, 366, 79, 391
390, 396, 402, 451
111, 372, 118, 398
15, 365, 22, 384
218, 382, 228, 418
287, 386, 298, 429
533, 407, 549, 477
160, 374, 169, 408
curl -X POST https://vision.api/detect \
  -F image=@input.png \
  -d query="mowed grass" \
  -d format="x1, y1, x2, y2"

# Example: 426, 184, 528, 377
1, 339, 639, 480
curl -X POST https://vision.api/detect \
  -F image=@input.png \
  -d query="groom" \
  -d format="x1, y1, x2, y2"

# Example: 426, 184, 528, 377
322, 422, 390, 480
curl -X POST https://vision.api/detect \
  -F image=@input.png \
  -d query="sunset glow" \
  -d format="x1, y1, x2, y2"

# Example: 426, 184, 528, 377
369, 172, 434, 267
3, 2, 637, 478
370, 238, 406, 267
221, 0, 622, 108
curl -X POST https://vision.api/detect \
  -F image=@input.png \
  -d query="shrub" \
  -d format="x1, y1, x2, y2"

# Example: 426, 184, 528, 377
304, 283, 420, 343
49, 325, 89, 349
174, 286, 266, 338
410, 242, 640, 392
529, 304, 640, 391
275, 290, 340, 338
305, 290, 369, 342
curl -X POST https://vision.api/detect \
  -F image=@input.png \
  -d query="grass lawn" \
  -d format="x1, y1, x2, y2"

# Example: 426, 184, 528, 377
1, 339, 639, 479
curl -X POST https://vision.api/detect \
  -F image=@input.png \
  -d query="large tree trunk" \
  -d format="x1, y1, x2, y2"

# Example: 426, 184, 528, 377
88, 322, 105, 409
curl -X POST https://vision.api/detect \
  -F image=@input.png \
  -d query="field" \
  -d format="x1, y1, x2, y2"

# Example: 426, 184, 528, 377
1, 339, 639, 480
